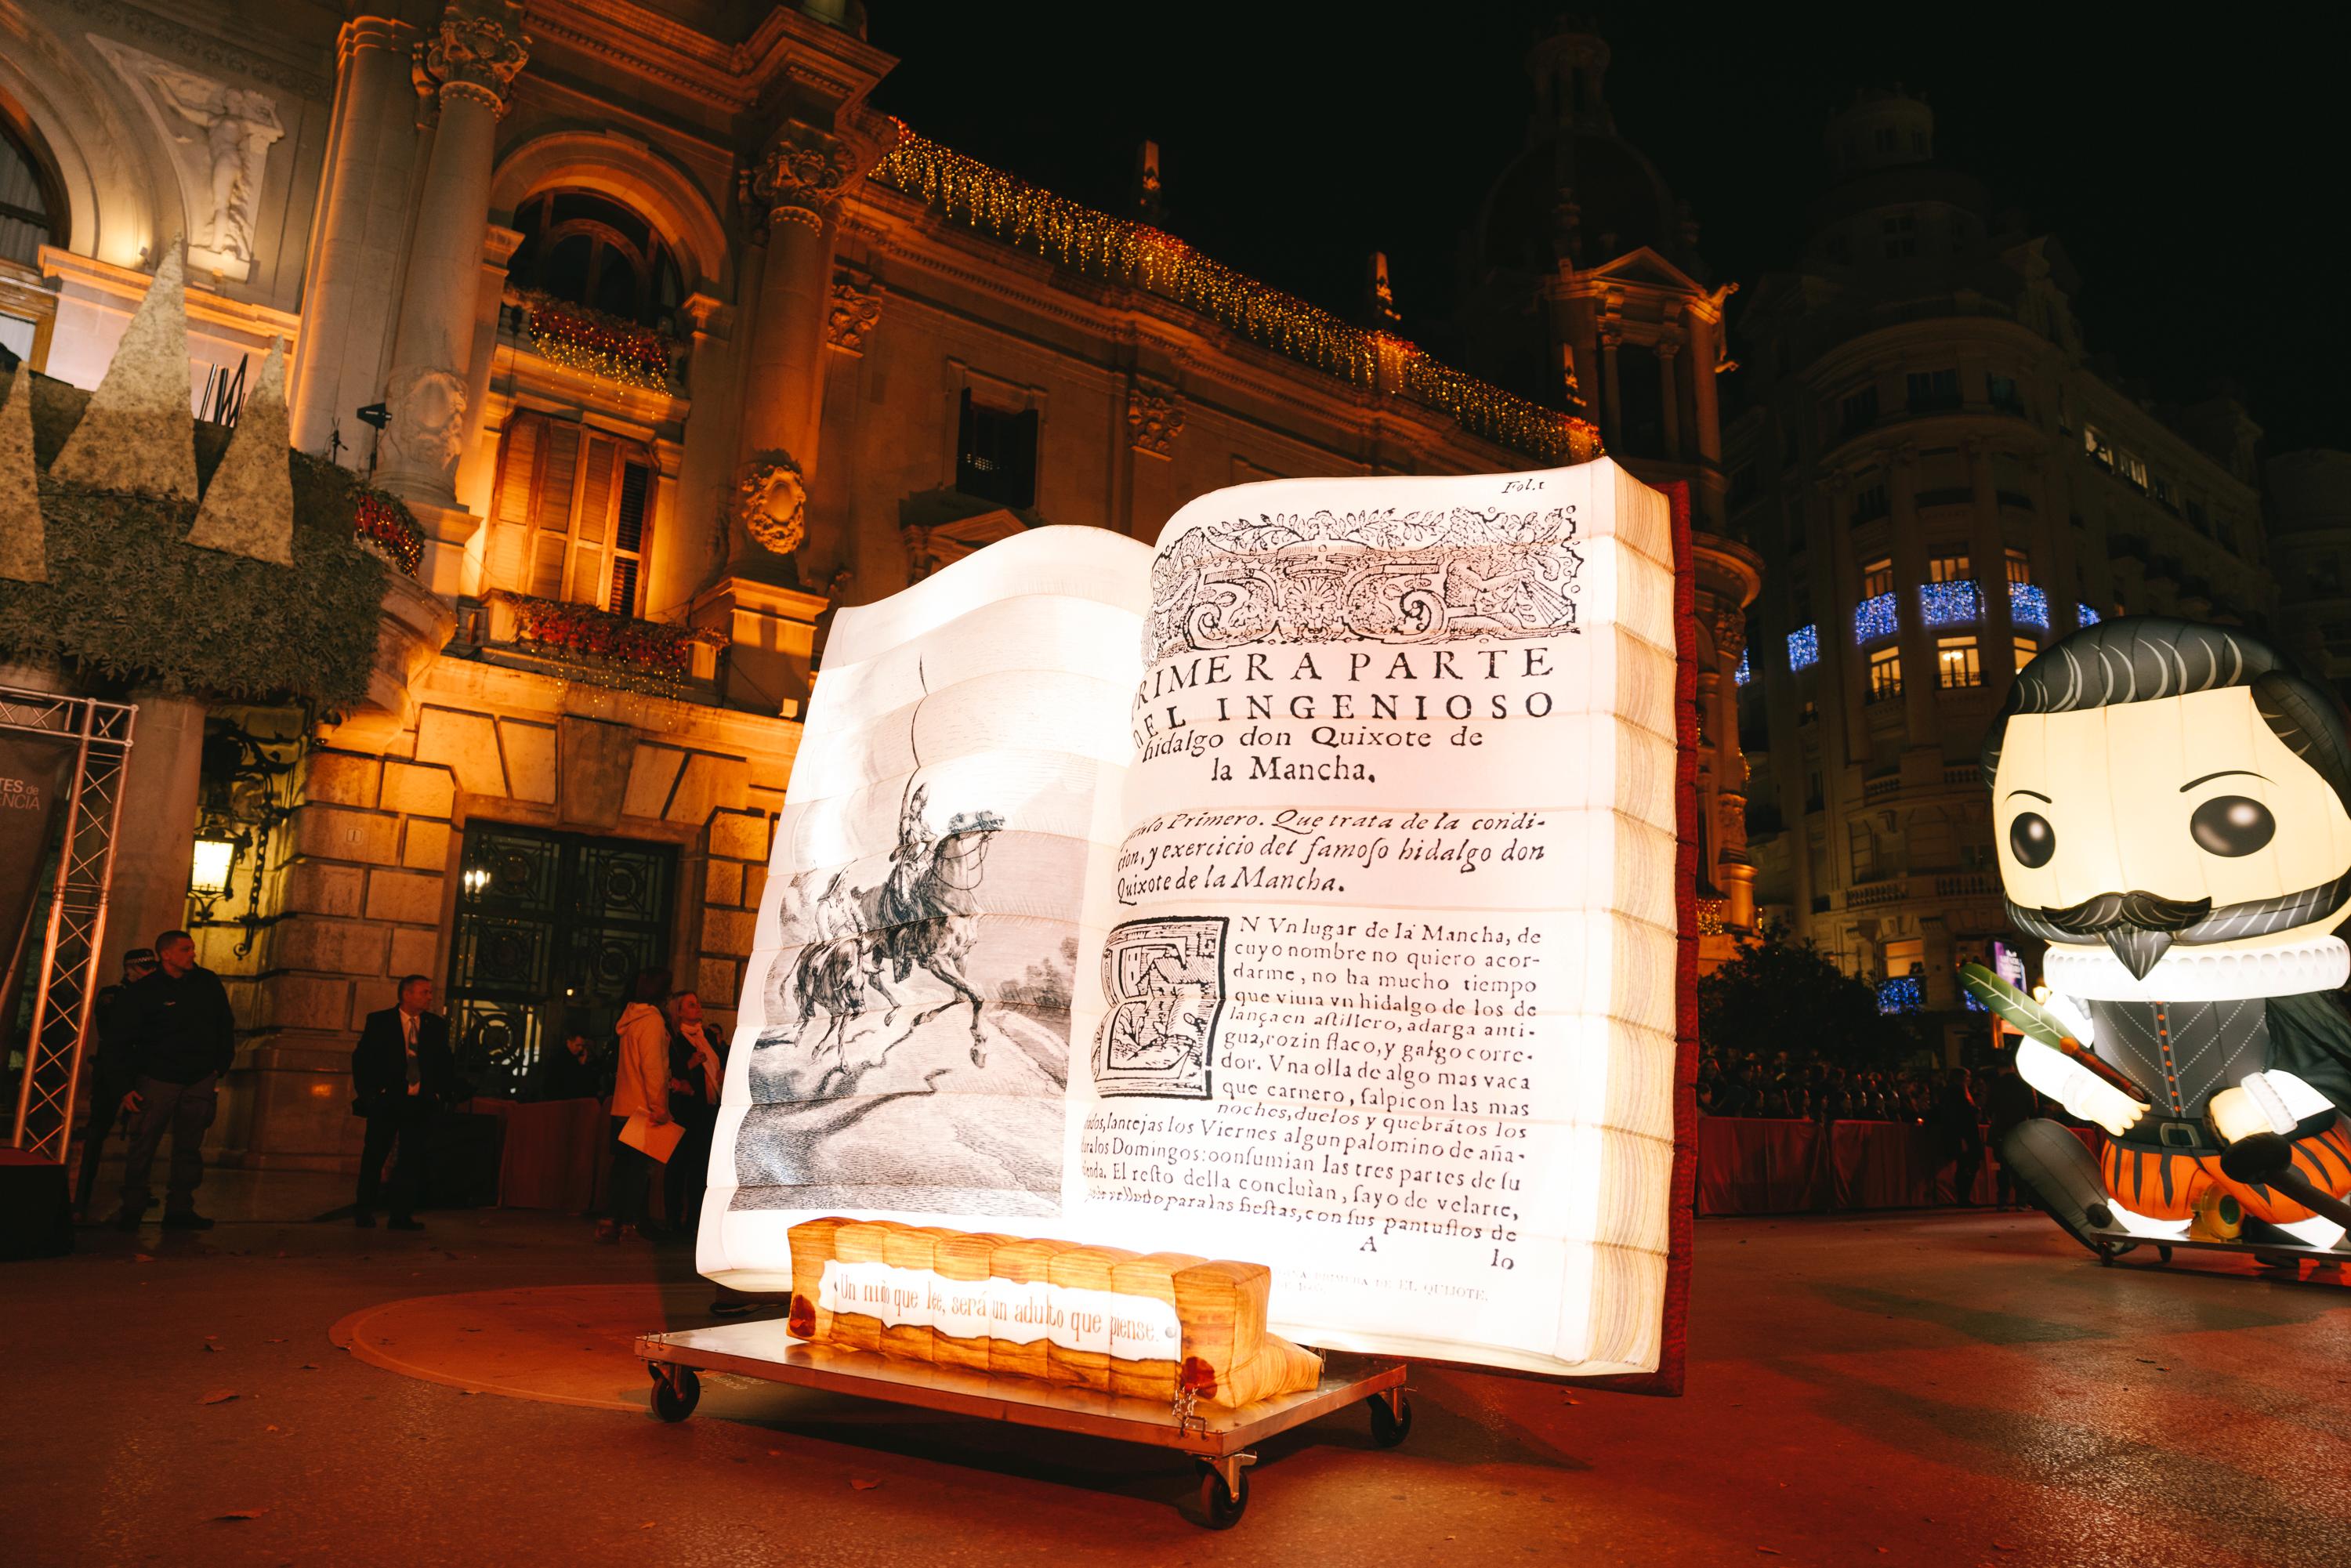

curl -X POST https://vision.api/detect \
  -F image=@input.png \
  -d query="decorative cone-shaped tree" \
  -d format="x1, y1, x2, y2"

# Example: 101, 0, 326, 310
49, 243, 198, 502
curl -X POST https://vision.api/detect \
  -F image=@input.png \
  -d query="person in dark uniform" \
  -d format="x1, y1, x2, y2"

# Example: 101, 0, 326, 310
1984, 1062, 2041, 1211
73, 947, 157, 1221
114, 930, 237, 1231
350, 975, 458, 1230
532, 1020, 607, 1102
663, 990, 726, 1237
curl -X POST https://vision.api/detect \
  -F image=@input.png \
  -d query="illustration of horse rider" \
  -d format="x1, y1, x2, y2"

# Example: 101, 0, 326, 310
878, 782, 940, 981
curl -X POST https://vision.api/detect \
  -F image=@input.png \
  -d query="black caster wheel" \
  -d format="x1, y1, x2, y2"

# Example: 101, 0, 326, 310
650, 1365, 701, 1422
1367, 1392, 1413, 1448
2157, 1245, 2174, 1263
1197, 1464, 1248, 1529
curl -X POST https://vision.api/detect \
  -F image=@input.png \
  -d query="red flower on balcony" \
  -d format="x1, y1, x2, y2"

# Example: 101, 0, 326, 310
353, 491, 424, 576
489, 590, 721, 682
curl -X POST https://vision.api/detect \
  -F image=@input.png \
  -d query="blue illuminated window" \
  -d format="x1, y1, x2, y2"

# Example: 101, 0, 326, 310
1962, 985, 1987, 1013
1735, 646, 1751, 686
2077, 603, 2101, 628
1876, 975, 1924, 1014
1919, 578, 1983, 628
1853, 592, 1900, 644
1787, 625, 1819, 672
2008, 580, 2050, 629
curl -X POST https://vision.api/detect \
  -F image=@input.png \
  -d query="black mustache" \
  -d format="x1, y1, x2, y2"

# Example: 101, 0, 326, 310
2034, 889, 2215, 936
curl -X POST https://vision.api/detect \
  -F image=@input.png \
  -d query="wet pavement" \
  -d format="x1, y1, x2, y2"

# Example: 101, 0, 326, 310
7, 1196, 2348, 1566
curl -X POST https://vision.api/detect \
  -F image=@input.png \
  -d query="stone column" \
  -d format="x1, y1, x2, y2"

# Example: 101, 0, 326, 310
1598, 327, 1623, 454
1654, 332, 1681, 462
101, 693, 207, 982
694, 120, 871, 714
451, 224, 523, 519
1686, 305, 1726, 531
289, 16, 418, 458
725, 121, 861, 570
374, 2, 527, 588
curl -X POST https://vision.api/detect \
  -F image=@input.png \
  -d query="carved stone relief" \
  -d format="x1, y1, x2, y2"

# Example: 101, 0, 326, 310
1127, 378, 1184, 458
827, 266, 884, 353
89, 34, 284, 281
734, 452, 809, 557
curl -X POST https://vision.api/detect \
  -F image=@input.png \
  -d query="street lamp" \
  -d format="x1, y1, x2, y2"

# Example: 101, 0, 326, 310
462, 865, 491, 897
190, 835, 237, 896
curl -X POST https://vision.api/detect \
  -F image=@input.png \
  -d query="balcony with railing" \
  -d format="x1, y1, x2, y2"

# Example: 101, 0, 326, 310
498, 292, 688, 396
1919, 578, 1983, 628
2007, 580, 2049, 629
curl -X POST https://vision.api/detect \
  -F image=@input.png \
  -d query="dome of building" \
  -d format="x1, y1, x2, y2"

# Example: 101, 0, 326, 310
1466, 20, 1699, 282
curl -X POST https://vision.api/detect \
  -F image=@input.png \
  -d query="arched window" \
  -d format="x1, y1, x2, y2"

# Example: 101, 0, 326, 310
508, 188, 684, 331
0, 116, 63, 271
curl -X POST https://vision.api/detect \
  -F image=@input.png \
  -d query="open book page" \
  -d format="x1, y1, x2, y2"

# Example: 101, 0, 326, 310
701, 463, 1684, 1382
701, 525, 1150, 1283
1068, 458, 1679, 1377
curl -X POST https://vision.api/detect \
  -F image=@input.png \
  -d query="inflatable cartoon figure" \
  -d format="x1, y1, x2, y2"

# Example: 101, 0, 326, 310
1983, 617, 2351, 1257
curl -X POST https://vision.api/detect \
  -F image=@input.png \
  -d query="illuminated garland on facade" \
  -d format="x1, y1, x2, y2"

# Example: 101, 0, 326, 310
1853, 590, 1899, 645
870, 129, 1600, 467
2008, 580, 2049, 629
519, 295, 674, 393
352, 490, 423, 577
1919, 578, 1983, 628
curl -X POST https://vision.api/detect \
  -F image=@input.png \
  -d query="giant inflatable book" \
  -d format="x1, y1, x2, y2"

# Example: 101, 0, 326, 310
701, 458, 1695, 1382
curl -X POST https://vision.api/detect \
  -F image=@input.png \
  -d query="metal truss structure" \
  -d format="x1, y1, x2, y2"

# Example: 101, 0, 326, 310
5, 686, 136, 1166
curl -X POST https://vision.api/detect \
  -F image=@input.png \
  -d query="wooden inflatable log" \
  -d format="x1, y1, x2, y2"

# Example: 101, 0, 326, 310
985, 1235, 1064, 1382
784, 1217, 846, 1341
932, 1230, 1010, 1373
1107, 1251, 1202, 1402
828, 1220, 891, 1354
878, 1226, 944, 1363
1045, 1245, 1136, 1393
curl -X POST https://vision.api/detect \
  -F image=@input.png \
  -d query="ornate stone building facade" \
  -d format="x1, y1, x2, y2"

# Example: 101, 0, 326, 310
3, 4, 1752, 1169
1725, 89, 2279, 1039
1458, 25, 1762, 954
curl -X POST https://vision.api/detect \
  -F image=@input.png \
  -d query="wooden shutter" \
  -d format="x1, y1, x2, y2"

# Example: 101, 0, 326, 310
527, 424, 581, 599
568, 433, 615, 604
486, 414, 542, 592
608, 460, 651, 615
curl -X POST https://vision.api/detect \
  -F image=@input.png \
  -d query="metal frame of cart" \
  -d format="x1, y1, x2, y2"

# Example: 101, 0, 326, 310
636, 1322, 1410, 1529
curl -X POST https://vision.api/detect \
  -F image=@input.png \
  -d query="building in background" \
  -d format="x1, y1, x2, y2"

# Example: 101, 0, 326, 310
1723, 87, 2278, 1048
1458, 22, 1762, 959
0, 1, 1654, 1171
2266, 448, 2351, 703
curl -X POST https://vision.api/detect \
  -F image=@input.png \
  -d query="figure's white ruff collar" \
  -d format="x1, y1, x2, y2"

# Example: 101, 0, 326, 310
2043, 936, 2349, 1002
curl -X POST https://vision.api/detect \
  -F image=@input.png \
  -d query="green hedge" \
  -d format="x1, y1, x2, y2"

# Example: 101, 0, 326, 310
0, 371, 396, 708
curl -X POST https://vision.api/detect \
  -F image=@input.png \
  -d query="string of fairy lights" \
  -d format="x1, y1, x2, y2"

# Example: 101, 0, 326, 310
871, 128, 1601, 468
519, 295, 674, 393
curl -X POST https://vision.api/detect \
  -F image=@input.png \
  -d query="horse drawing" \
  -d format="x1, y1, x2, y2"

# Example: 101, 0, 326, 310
766, 804, 1006, 1088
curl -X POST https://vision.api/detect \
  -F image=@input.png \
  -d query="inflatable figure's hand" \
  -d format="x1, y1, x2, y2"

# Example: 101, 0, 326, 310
2208, 1085, 2275, 1147
2038, 990, 2096, 1047
2067, 1074, 2148, 1139
2210, 1071, 2336, 1146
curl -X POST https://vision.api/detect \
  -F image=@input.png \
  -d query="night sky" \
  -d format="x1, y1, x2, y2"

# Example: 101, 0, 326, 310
866, 4, 2349, 453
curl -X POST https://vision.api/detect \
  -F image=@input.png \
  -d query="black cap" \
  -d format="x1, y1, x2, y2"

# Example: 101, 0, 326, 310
124, 947, 158, 965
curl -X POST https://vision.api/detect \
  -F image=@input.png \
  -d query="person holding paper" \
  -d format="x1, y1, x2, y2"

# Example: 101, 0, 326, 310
600, 967, 674, 1243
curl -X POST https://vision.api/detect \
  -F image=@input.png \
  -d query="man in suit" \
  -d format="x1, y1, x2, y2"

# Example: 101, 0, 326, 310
352, 974, 457, 1231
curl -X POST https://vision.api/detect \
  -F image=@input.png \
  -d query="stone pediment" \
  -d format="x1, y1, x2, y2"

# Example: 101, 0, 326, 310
1578, 246, 1704, 299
